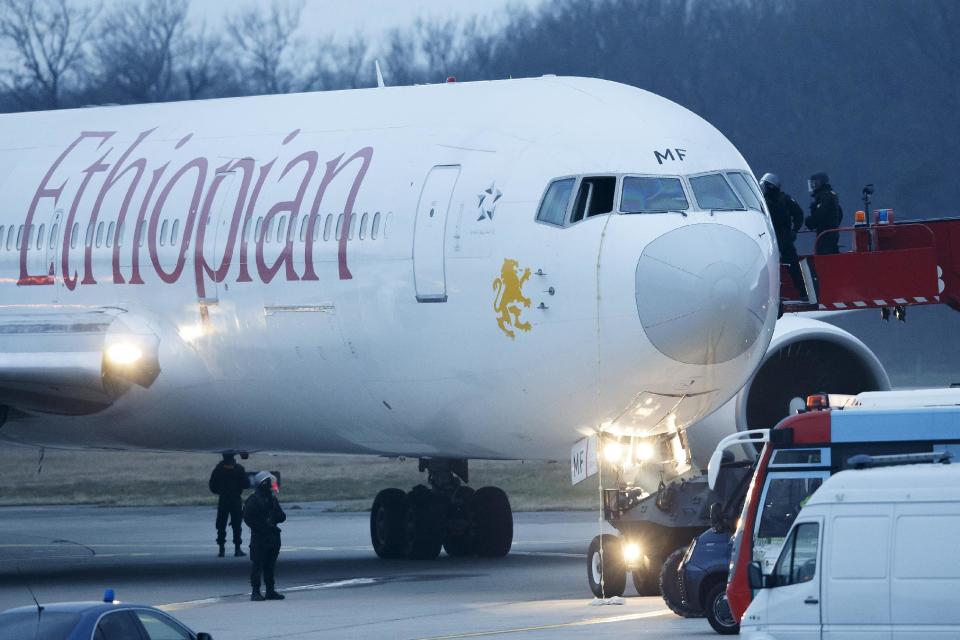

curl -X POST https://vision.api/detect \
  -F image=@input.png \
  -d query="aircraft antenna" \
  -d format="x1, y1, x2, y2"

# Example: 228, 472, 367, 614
16, 566, 43, 640
375, 60, 386, 88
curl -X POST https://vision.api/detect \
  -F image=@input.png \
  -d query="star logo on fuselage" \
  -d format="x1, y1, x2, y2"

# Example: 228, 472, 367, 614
477, 182, 502, 221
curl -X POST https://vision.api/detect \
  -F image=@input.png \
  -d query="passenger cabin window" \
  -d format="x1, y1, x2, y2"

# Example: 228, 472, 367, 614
570, 176, 616, 223
726, 172, 764, 211
690, 173, 744, 210
536, 178, 575, 226
772, 522, 820, 587
621, 176, 689, 213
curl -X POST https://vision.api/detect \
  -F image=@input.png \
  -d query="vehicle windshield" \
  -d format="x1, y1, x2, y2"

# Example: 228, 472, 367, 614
690, 173, 745, 210
0, 610, 81, 639
754, 474, 824, 572
620, 176, 689, 213
726, 172, 764, 211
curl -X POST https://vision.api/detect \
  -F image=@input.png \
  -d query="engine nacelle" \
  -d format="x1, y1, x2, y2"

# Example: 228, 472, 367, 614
686, 315, 891, 466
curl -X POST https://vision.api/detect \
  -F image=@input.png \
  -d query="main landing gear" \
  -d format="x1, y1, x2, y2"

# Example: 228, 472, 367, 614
369, 458, 513, 560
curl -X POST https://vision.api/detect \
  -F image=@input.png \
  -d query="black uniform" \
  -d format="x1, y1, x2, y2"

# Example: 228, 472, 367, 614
244, 484, 286, 594
764, 189, 806, 296
209, 458, 247, 548
806, 185, 842, 255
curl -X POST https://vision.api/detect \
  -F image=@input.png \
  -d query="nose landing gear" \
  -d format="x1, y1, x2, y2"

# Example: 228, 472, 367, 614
369, 458, 513, 560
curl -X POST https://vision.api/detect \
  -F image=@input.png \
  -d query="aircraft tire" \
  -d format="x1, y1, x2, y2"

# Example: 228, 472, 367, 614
370, 488, 406, 559
472, 486, 513, 557
632, 561, 661, 596
443, 486, 475, 557
587, 534, 626, 598
404, 485, 445, 560
660, 547, 705, 618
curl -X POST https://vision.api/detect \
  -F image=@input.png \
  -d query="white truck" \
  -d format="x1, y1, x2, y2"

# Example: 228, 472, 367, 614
741, 460, 960, 639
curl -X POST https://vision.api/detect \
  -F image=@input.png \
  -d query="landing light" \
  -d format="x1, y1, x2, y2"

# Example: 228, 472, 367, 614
623, 542, 641, 564
635, 442, 654, 462
178, 323, 205, 342
603, 441, 623, 464
106, 343, 143, 365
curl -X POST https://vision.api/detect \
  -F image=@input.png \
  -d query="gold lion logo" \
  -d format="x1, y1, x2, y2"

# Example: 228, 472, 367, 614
493, 258, 532, 339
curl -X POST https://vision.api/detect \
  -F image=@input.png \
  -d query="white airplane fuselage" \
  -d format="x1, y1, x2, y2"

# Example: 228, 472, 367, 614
0, 77, 779, 463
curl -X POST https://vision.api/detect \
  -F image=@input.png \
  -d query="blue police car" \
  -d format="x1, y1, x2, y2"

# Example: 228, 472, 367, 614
0, 590, 212, 640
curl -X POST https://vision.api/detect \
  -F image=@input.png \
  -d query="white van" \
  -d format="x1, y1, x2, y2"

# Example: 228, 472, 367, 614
740, 462, 960, 639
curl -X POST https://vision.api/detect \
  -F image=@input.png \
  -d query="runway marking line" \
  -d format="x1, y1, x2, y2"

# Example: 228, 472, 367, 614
412, 608, 673, 639
158, 578, 384, 611
510, 551, 582, 559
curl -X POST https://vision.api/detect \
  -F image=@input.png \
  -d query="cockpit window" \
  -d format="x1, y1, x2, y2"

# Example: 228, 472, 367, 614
690, 173, 745, 210
726, 172, 764, 211
536, 178, 576, 226
570, 176, 616, 223
621, 176, 689, 213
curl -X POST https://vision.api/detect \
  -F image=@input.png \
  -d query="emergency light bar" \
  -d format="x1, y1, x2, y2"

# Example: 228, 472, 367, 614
847, 451, 953, 469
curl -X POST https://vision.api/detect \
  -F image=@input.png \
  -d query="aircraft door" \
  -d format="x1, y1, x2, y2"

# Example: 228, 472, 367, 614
42, 208, 64, 300
204, 169, 239, 303
413, 165, 460, 302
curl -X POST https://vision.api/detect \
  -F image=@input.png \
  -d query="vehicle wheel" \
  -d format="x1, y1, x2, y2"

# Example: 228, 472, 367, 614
660, 547, 704, 618
587, 534, 626, 598
705, 582, 739, 635
370, 488, 406, 559
404, 485, 445, 560
472, 486, 513, 557
443, 486, 475, 557
631, 555, 661, 596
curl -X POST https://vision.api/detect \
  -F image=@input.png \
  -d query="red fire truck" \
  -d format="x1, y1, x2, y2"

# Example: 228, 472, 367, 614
706, 388, 960, 623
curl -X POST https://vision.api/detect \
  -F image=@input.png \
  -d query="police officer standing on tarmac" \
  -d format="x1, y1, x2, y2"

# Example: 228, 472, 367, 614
209, 453, 248, 558
244, 471, 286, 601
805, 171, 843, 255
759, 173, 806, 299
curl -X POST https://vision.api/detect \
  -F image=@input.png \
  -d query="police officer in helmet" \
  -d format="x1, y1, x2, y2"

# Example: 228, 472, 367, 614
244, 471, 286, 601
209, 453, 248, 557
805, 171, 842, 255
759, 173, 806, 298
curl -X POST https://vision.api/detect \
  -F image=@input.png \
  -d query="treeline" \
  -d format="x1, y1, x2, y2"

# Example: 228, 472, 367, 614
1, 0, 957, 218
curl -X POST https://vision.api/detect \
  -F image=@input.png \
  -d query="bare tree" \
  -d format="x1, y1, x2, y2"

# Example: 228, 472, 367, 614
0, 0, 100, 109
226, 0, 305, 95
179, 24, 237, 100
95, 0, 188, 103
307, 33, 370, 91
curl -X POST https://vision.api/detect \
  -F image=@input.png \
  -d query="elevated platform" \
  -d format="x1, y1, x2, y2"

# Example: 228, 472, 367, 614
780, 216, 960, 315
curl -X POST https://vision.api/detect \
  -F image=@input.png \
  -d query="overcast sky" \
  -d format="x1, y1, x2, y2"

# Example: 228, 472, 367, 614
190, 0, 543, 38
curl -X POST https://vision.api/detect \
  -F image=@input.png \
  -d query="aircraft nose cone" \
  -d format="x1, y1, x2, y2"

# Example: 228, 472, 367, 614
635, 224, 773, 365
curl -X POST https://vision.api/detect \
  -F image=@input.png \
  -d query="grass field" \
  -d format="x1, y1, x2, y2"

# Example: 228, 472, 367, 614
0, 445, 600, 511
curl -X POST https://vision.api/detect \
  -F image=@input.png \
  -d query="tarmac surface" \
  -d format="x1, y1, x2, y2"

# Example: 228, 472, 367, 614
0, 504, 715, 639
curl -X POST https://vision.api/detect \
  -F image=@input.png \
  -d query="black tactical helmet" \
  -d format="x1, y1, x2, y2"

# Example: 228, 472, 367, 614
808, 172, 830, 193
